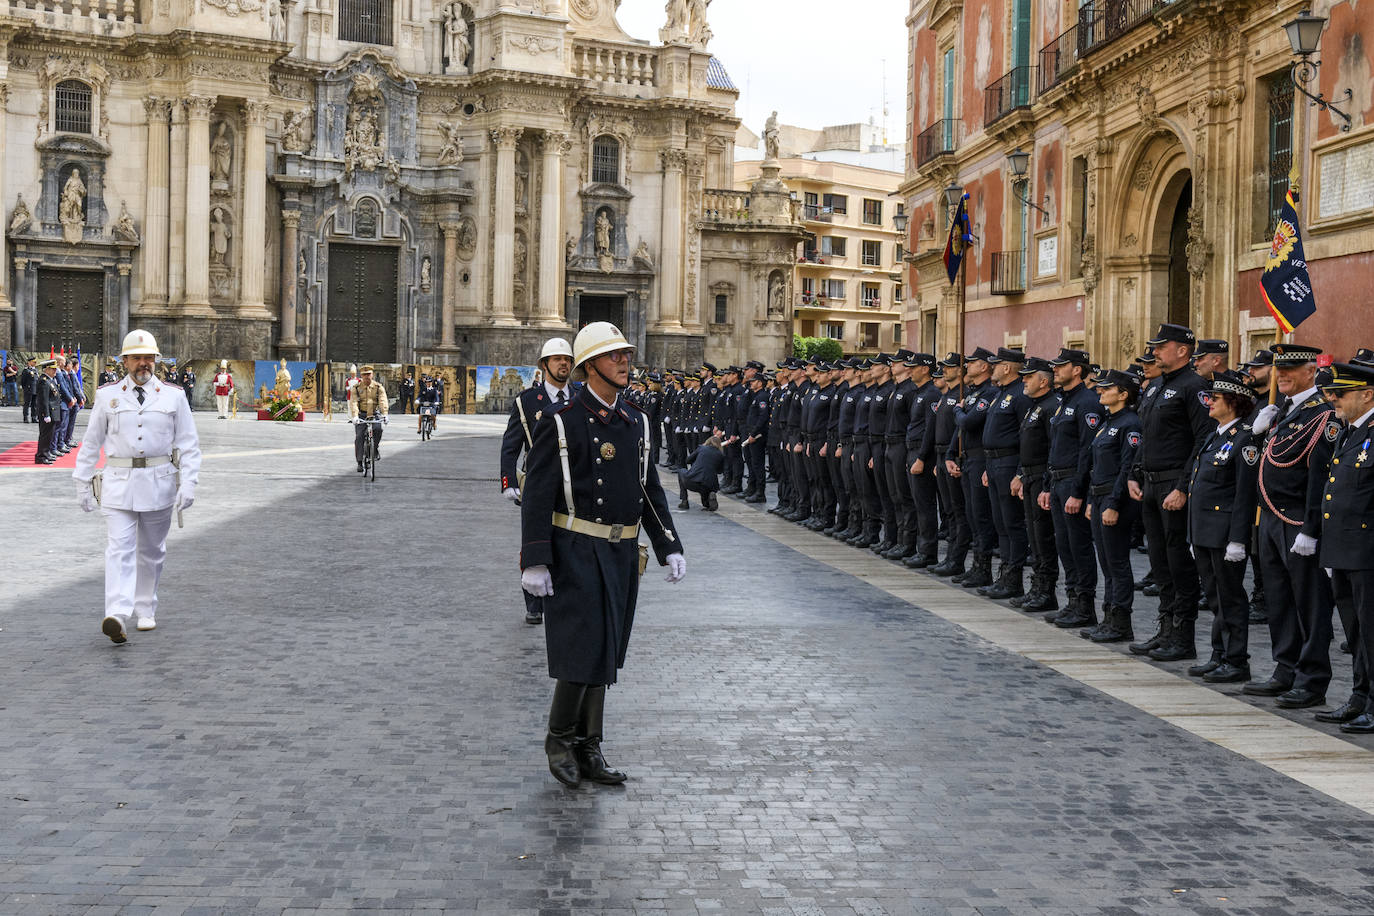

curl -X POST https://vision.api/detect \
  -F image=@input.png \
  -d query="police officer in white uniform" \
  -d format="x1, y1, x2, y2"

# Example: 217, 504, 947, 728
74, 329, 202, 644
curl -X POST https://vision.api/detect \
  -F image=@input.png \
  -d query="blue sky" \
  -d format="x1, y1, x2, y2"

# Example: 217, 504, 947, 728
613, 0, 910, 139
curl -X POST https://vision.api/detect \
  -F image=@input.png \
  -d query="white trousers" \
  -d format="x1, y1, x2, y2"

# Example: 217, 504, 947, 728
215, 393, 230, 416
102, 506, 174, 621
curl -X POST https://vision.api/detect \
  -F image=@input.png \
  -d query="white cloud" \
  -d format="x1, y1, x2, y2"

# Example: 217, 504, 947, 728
614, 0, 910, 139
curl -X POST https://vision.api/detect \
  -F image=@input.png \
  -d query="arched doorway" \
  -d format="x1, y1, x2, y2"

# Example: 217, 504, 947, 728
1166, 178, 1192, 327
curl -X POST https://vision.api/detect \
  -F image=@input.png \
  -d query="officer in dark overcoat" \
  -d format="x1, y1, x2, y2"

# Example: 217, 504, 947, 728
34, 360, 63, 464
520, 322, 685, 788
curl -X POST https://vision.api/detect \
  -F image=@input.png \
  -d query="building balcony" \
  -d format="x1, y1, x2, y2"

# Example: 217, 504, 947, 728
572, 40, 658, 89
1039, 24, 1081, 94
984, 66, 1036, 127
802, 205, 835, 224
798, 253, 829, 266
1078, 0, 1175, 58
702, 189, 750, 223
990, 250, 1027, 296
915, 119, 961, 168
7, 0, 141, 33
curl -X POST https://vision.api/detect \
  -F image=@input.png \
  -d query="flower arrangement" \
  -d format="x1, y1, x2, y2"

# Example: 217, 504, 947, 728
264, 388, 304, 421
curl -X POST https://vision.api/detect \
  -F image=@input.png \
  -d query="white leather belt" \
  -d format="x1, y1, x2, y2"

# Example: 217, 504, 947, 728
553, 512, 639, 544
105, 455, 172, 468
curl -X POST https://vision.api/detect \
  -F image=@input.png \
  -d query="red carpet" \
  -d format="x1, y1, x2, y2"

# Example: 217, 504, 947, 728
0, 442, 104, 469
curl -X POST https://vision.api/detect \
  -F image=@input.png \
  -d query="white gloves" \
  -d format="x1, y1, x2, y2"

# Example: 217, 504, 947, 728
503, 487, 521, 503
1224, 542, 1246, 563
1291, 533, 1317, 557
665, 552, 686, 583
77, 483, 97, 513
1251, 404, 1280, 435
522, 565, 553, 597
174, 486, 195, 513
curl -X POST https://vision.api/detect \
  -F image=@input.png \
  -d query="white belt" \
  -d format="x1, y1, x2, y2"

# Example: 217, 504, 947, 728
553, 512, 639, 544
105, 455, 172, 468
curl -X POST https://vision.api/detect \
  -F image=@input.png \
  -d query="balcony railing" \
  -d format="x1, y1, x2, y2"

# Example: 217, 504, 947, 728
984, 66, 1036, 127
1039, 23, 1080, 94
915, 119, 961, 168
990, 250, 1027, 295
798, 253, 828, 266
6, 0, 140, 32
702, 189, 750, 222
1078, 0, 1174, 57
802, 205, 835, 223
572, 41, 658, 88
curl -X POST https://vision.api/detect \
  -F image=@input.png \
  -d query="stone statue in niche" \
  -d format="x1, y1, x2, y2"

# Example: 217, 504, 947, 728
763, 110, 780, 161
514, 155, 529, 212
268, 0, 285, 41
420, 256, 432, 291
634, 240, 652, 266
457, 216, 476, 259
768, 274, 784, 317
594, 211, 612, 256
210, 122, 233, 187
281, 108, 311, 153
444, 4, 471, 75
437, 121, 464, 166
344, 103, 385, 179
210, 207, 231, 265
9, 194, 32, 236
59, 168, 86, 244
113, 200, 139, 243
355, 199, 379, 238
565, 234, 577, 263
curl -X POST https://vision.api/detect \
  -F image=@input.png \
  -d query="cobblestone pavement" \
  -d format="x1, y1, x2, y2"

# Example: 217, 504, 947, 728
2, 409, 1374, 915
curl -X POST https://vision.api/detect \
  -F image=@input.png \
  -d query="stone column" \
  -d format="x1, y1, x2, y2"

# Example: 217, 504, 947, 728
183, 95, 216, 313
117, 263, 131, 340
439, 221, 459, 347
12, 257, 26, 346
490, 126, 522, 323
238, 100, 272, 317
141, 97, 172, 308
657, 149, 687, 328
0, 85, 10, 315
168, 99, 187, 305
538, 130, 569, 324
279, 210, 301, 346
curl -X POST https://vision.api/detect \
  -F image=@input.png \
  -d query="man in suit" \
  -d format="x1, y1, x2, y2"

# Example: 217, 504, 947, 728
73, 330, 201, 643
501, 337, 575, 625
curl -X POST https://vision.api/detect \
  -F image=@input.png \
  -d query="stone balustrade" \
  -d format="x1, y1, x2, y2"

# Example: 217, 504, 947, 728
572, 41, 657, 88
702, 189, 750, 223
6, 0, 139, 33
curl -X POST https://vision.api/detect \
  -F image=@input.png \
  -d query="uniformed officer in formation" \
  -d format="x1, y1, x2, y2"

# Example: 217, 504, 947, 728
32, 359, 64, 464
20, 356, 39, 423
74, 330, 202, 644
500, 336, 576, 625
519, 322, 684, 788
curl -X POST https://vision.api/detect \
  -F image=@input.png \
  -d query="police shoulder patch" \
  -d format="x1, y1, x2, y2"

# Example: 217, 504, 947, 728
1197, 391, 1209, 406
1242, 444, 1260, 465
976, 399, 988, 410
1326, 420, 1342, 442
1084, 412, 1099, 428
1127, 431, 1141, 448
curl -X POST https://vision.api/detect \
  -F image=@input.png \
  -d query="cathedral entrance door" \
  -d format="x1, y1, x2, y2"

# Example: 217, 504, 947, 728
35, 268, 104, 354
1166, 178, 1193, 327
326, 243, 398, 365
578, 295, 625, 330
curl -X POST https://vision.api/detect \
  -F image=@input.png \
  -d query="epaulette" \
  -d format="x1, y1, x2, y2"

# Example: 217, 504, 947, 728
98, 379, 121, 390
620, 399, 647, 415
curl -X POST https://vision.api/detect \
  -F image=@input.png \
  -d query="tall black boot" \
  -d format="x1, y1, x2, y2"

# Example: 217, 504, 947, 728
1129, 611, 1174, 656
961, 554, 993, 589
1090, 603, 1135, 643
1148, 615, 1198, 661
574, 685, 627, 785
545, 680, 586, 787
1023, 574, 1060, 612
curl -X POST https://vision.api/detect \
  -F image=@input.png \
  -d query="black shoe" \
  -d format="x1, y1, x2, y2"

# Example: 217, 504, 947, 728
707, 492, 719, 511
1187, 659, 1222, 678
1142, 583, 1161, 597
357, 462, 365, 472
1339, 713, 1374, 734
1022, 588, 1059, 612
982, 568, 1024, 600
1275, 688, 1326, 709
745, 494, 766, 504
1315, 700, 1367, 724
525, 610, 543, 625
574, 739, 627, 785
1248, 607, 1268, 624
1129, 615, 1174, 656
1088, 604, 1133, 643
1203, 663, 1252, 684
903, 554, 936, 570
931, 559, 965, 578
678, 499, 689, 509
1242, 677, 1293, 697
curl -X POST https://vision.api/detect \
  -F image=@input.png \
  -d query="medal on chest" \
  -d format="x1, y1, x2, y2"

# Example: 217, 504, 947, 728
1360, 438, 1370, 465
600, 442, 616, 461
1214, 441, 1233, 462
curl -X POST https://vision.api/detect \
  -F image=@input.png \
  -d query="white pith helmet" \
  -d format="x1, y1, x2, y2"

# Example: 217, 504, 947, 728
539, 337, 574, 363
120, 329, 160, 357
573, 322, 634, 368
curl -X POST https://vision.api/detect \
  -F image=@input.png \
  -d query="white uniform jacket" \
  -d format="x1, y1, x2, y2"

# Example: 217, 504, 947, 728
74, 379, 203, 512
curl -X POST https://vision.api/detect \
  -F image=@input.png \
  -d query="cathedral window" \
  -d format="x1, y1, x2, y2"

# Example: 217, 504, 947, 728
592, 135, 620, 185
55, 80, 93, 135
340, 0, 392, 46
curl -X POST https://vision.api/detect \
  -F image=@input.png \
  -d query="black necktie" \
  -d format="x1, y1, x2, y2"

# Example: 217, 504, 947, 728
557, 389, 565, 404
134, 386, 145, 405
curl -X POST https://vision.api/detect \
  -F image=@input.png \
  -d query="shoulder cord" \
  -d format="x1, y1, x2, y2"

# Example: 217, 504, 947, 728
516, 393, 533, 448
553, 412, 574, 516
1257, 416, 1326, 526
638, 412, 673, 544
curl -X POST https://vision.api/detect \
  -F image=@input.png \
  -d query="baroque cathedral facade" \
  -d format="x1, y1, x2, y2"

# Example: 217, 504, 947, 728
0, 0, 804, 368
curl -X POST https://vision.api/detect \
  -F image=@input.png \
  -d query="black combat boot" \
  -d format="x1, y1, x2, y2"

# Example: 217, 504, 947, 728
850, 521, 879, 548
961, 554, 993, 589
932, 553, 967, 577
982, 565, 1025, 600
1148, 615, 1197, 661
1129, 612, 1174, 656
903, 551, 936, 569
1054, 592, 1097, 629
545, 680, 586, 787
881, 531, 908, 560
1044, 588, 1077, 625
573, 686, 627, 785
1089, 604, 1135, 642
1023, 576, 1059, 612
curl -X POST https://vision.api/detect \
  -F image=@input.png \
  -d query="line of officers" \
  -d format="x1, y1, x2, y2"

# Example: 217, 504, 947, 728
624, 325, 1374, 733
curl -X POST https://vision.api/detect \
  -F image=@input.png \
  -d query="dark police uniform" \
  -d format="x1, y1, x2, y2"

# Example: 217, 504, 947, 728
904, 375, 940, 565
1085, 403, 1142, 633
982, 373, 1032, 585
803, 380, 837, 527
1045, 374, 1101, 618
768, 379, 792, 508
34, 367, 63, 463
785, 377, 813, 520
867, 374, 898, 548
836, 376, 865, 537
742, 383, 771, 501
1014, 381, 1058, 609
20, 363, 37, 422
928, 378, 971, 573
950, 376, 996, 580
883, 371, 918, 557
825, 376, 848, 530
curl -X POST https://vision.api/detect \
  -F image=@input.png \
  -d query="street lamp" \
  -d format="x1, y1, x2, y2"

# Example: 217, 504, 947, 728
1282, 8, 1352, 132
1005, 149, 1049, 216
892, 204, 908, 235
943, 182, 963, 209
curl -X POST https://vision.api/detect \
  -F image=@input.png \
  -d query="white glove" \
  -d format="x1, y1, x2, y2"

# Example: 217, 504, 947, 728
1326, 568, 1334, 578
1224, 542, 1246, 563
521, 565, 553, 597
1290, 533, 1317, 557
77, 483, 97, 513
348, 417, 355, 425
174, 486, 195, 512
665, 552, 686, 583
503, 487, 521, 503
1251, 404, 1280, 435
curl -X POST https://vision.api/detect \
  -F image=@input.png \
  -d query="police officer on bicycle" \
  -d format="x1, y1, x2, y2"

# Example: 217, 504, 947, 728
349, 365, 389, 472
417, 376, 441, 435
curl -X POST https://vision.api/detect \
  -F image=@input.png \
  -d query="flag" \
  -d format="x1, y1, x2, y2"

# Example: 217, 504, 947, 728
75, 344, 83, 386
1260, 189, 1317, 333
943, 193, 974, 285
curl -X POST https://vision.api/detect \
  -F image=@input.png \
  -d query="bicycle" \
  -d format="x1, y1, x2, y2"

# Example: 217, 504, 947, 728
419, 405, 437, 441
355, 415, 386, 481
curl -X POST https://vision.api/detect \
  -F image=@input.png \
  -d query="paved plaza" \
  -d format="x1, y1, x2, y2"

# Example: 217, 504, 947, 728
2, 410, 1374, 915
